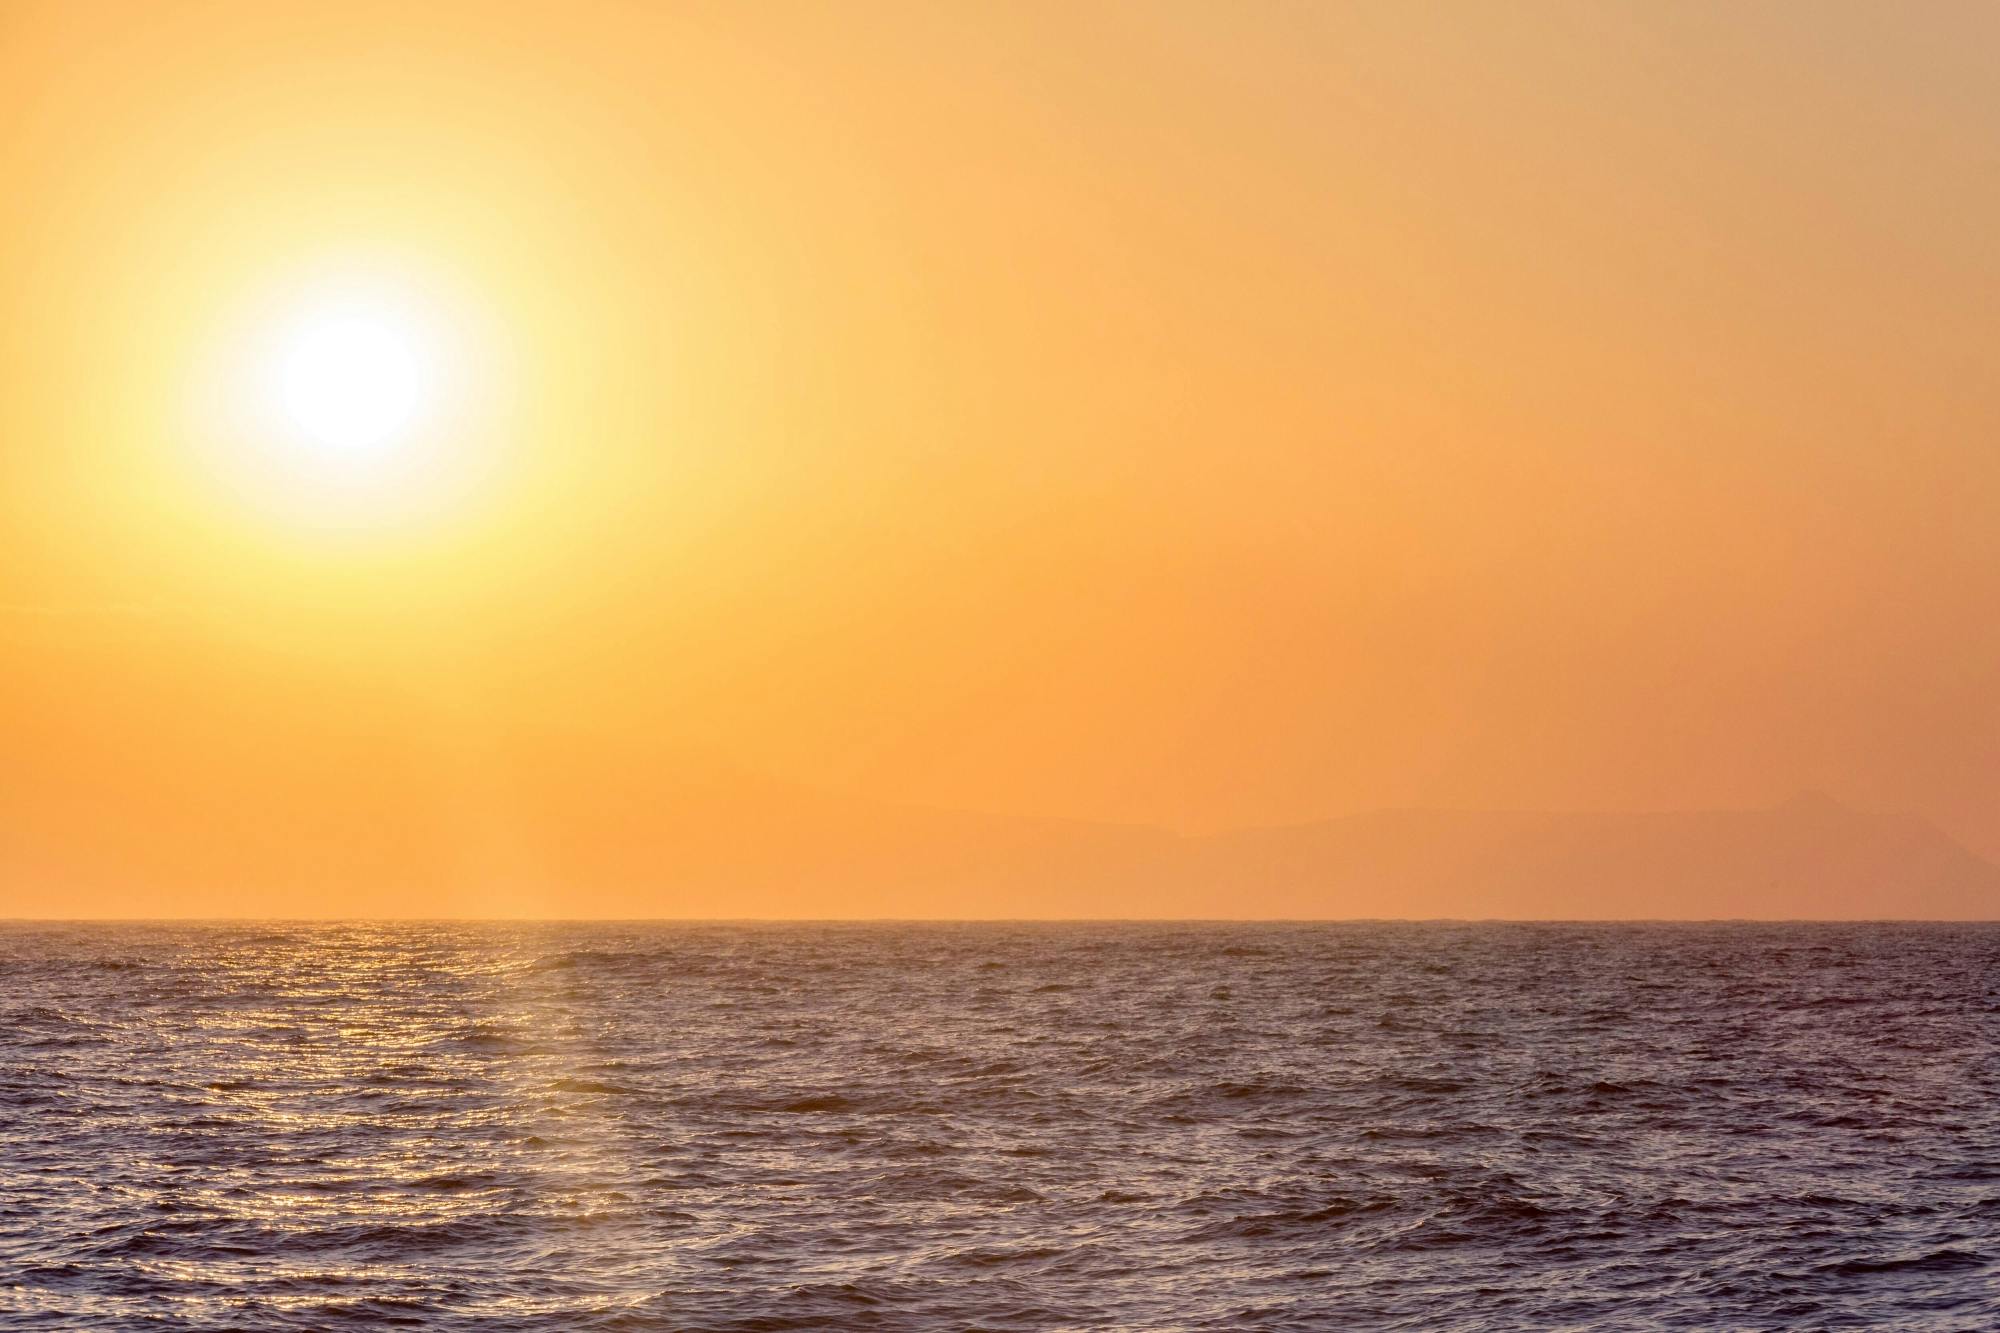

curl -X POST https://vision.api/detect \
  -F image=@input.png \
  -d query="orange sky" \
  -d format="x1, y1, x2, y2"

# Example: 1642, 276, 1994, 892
4, 2, 1999, 914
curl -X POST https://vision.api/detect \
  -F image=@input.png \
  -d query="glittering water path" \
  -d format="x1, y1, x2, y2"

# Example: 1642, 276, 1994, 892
2, 922, 1995, 1329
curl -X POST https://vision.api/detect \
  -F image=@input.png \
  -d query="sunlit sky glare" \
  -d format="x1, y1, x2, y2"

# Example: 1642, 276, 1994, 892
274, 303, 430, 455
4, 1, 2000, 913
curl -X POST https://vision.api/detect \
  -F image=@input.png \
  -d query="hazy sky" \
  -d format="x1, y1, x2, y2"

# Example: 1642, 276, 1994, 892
5, 1, 1999, 910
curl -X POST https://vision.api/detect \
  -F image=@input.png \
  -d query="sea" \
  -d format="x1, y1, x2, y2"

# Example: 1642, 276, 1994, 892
1, 921, 1994, 1331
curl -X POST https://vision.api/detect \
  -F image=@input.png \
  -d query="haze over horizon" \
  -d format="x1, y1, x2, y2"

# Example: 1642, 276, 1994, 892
8, 750, 1997, 918
6, 1, 2000, 916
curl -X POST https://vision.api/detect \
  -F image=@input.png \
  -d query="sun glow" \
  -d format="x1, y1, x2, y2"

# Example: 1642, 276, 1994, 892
186, 267, 515, 535
276, 307, 431, 454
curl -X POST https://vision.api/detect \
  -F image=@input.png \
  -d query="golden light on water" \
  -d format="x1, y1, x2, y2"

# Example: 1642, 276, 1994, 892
5, 0, 2000, 1321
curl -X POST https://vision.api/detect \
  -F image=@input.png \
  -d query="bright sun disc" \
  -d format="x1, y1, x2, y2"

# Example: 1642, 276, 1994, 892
276, 306, 431, 452
193, 271, 499, 533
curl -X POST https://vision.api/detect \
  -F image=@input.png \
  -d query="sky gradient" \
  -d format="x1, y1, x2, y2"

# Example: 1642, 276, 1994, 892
4, 2, 1999, 914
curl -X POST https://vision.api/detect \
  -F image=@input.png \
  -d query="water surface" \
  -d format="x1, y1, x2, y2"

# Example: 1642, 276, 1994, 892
2, 922, 1994, 1329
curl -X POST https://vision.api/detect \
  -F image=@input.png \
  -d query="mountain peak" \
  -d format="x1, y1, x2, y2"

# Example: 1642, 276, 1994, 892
1775, 789, 1851, 816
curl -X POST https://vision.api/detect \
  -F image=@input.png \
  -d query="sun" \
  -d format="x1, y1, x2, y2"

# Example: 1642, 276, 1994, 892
273, 302, 434, 454
187, 265, 508, 534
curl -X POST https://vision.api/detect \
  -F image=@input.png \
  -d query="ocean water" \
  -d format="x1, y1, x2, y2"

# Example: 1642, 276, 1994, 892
0, 922, 1994, 1331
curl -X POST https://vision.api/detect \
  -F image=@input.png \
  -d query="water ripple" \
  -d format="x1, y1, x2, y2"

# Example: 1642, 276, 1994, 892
0, 921, 1995, 1329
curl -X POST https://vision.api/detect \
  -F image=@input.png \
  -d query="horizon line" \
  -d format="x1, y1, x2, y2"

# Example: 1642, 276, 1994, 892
5, 916, 1994, 925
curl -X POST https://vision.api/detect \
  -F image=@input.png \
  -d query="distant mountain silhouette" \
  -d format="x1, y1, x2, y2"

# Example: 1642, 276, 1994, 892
1171, 793, 2000, 920
512, 782, 2000, 919
8, 724, 1998, 917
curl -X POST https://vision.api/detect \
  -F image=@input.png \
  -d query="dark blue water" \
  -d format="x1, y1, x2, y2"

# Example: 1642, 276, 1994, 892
1, 922, 1994, 1330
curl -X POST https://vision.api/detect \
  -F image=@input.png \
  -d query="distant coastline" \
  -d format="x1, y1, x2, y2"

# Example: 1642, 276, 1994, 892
9, 786, 1996, 921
